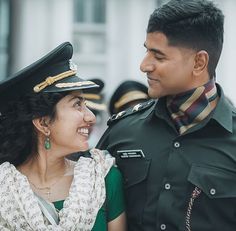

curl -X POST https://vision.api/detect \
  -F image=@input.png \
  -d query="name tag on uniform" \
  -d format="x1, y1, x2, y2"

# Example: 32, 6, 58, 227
117, 149, 145, 159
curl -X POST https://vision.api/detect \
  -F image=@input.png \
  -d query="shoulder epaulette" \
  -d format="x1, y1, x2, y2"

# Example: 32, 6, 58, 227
107, 99, 156, 126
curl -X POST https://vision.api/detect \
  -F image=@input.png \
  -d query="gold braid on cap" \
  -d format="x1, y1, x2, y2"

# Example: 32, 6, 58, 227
114, 90, 148, 110
85, 100, 107, 111
81, 93, 101, 100
33, 70, 77, 93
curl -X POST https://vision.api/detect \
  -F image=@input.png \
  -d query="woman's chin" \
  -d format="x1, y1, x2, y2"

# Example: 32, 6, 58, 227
77, 143, 90, 152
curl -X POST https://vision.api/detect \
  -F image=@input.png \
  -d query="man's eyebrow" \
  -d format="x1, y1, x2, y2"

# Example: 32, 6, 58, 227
143, 43, 165, 56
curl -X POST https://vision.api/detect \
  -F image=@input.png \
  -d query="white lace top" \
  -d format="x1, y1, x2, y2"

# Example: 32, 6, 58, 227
0, 149, 115, 231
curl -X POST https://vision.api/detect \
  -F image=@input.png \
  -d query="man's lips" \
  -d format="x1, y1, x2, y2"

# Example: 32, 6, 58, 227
147, 76, 160, 82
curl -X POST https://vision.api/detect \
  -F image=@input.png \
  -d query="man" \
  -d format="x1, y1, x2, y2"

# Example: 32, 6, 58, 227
97, 0, 236, 230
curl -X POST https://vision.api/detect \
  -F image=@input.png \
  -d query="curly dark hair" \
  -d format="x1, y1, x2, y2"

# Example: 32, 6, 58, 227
0, 91, 68, 166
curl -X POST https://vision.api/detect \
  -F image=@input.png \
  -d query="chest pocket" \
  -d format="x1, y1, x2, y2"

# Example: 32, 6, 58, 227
119, 158, 151, 188
186, 164, 236, 230
188, 164, 236, 198
118, 158, 151, 224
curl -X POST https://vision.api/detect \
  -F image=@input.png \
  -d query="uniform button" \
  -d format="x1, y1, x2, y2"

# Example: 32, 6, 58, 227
164, 183, 171, 190
174, 142, 180, 148
160, 224, 166, 230
210, 188, 216, 195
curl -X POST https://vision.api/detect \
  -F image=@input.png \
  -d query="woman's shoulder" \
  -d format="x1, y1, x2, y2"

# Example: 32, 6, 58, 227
105, 166, 123, 195
105, 166, 122, 183
104, 166, 125, 221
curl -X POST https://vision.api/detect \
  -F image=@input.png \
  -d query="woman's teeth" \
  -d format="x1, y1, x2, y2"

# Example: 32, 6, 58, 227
78, 128, 89, 136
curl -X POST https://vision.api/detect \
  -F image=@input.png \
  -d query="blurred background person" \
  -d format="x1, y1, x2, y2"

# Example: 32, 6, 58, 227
109, 80, 149, 115
82, 78, 107, 147
83, 78, 107, 115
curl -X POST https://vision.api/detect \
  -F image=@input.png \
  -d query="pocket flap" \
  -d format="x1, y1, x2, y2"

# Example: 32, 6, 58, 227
188, 164, 236, 198
119, 159, 151, 188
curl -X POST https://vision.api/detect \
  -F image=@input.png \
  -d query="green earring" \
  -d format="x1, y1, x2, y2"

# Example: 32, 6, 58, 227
44, 136, 51, 150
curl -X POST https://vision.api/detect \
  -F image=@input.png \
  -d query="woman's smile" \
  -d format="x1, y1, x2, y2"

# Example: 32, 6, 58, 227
77, 127, 89, 137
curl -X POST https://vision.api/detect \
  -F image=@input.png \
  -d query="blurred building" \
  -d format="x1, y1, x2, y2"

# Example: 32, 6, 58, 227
0, 0, 9, 81
0, 0, 236, 104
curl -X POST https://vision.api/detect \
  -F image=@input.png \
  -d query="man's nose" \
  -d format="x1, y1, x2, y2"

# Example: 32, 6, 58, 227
140, 54, 155, 73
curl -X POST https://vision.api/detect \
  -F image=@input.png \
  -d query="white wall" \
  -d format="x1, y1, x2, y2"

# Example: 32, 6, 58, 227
0, 0, 9, 81
215, 0, 236, 104
10, 0, 73, 74
105, 0, 156, 99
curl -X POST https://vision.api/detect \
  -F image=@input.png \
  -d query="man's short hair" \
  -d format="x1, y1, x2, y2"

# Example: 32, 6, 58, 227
147, 0, 224, 78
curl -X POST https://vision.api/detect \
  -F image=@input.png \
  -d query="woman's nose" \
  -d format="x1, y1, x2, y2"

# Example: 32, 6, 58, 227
84, 106, 96, 125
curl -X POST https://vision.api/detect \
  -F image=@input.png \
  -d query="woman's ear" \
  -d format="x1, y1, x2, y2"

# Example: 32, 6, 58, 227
32, 117, 50, 135
193, 50, 209, 76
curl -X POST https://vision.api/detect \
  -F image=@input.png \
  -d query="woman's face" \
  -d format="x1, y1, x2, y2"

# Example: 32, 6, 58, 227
48, 91, 96, 154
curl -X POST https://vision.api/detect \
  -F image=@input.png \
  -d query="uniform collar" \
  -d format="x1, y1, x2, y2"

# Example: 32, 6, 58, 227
140, 99, 158, 120
210, 83, 234, 133
154, 98, 178, 132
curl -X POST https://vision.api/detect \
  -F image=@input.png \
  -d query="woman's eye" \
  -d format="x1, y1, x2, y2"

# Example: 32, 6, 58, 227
74, 100, 82, 108
72, 96, 85, 109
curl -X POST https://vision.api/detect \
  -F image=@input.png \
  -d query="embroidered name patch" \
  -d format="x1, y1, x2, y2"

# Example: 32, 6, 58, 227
118, 150, 145, 159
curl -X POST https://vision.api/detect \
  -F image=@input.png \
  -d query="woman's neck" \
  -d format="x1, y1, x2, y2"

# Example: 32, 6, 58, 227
18, 152, 73, 185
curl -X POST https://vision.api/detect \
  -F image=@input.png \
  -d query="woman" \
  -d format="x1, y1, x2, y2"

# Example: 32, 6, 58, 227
0, 42, 126, 230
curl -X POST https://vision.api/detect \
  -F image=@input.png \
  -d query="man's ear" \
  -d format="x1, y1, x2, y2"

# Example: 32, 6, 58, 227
193, 50, 209, 76
32, 117, 50, 135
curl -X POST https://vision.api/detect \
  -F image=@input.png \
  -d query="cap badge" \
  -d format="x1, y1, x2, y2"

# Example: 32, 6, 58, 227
69, 60, 78, 71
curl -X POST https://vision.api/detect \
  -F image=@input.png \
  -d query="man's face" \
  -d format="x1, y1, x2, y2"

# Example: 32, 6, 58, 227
140, 32, 197, 98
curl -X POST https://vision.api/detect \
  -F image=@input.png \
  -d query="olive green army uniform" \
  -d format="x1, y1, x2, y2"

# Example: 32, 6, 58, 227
97, 85, 236, 231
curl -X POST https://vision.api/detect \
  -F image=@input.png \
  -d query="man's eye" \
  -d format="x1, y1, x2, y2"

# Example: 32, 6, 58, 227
155, 56, 164, 61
